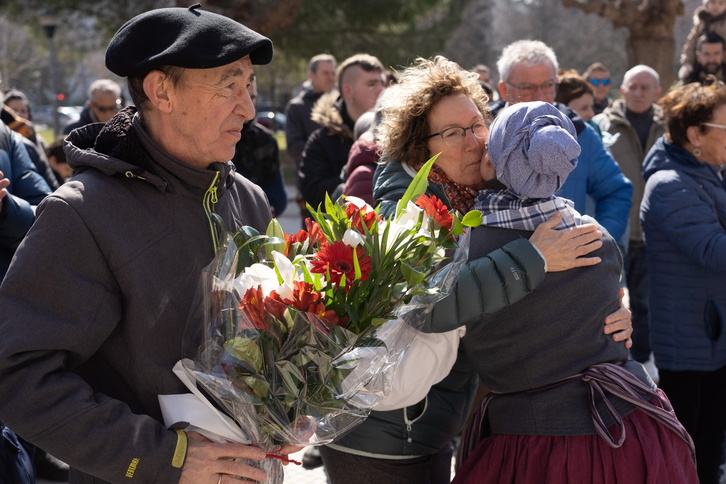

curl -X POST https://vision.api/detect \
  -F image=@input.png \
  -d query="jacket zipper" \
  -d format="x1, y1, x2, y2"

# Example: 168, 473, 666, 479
203, 171, 221, 252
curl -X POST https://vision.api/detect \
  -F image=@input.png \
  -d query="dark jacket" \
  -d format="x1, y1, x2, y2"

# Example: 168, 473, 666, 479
462, 219, 648, 436
0, 107, 271, 483
641, 137, 726, 371
232, 120, 287, 216
0, 123, 51, 281
63, 105, 97, 135
284, 86, 325, 165
328, 158, 546, 457
299, 94, 355, 209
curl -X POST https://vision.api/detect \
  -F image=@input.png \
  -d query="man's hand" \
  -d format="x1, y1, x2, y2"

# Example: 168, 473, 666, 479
179, 432, 267, 484
529, 212, 603, 272
603, 289, 633, 348
0, 170, 9, 213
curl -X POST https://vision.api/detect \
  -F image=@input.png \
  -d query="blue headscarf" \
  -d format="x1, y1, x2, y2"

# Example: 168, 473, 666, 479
487, 101, 580, 200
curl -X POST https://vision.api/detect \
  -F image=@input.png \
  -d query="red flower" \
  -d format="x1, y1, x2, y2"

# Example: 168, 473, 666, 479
304, 218, 325, 246
310, 241, 372, 291
283, 229, 309, 257
238, 285, 270, 330
415, 194, 453, 230
271, 281, 344, 330
344, 201, 378, 233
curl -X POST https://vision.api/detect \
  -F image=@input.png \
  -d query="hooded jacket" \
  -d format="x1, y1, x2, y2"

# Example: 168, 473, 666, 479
299, 93, 355, 209
0, 107, 271, 483
595, 99, 666, 244
641, 137, 726, 371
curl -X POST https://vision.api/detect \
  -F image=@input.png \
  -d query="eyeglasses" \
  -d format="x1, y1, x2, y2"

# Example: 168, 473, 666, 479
702, 122, 726, 131
589, 78, 612, 86
505, 80, 559, 96
425, 119, 488, 147
92, 101, 121, 113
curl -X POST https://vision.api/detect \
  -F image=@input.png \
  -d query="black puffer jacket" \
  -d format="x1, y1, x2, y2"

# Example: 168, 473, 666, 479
298, 94, 355, 209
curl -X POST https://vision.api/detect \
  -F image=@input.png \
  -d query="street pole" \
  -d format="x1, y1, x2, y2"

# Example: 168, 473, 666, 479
39, 10, 59, 137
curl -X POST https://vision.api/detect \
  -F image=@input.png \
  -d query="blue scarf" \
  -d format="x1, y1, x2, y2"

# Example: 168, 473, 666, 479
472, 189, 582, 231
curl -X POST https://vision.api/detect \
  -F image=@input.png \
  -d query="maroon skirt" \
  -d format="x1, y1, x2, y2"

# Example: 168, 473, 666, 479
452, 392, 698, 484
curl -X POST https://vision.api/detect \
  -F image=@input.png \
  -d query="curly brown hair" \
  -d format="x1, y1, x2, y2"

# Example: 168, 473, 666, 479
376, 56, 489, 165
659, 78, 726, 146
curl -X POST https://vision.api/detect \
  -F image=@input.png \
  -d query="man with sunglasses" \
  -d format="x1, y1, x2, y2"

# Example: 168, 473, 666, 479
491, 40, 632, 247
63, 78, 122, 134
584, 62, 614, 115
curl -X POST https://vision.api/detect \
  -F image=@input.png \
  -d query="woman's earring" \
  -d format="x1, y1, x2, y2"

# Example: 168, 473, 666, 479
694, 147, 702, 157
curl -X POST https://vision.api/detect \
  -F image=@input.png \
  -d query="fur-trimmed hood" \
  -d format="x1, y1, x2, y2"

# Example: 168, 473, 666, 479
696, 5, 726, 25
310, 92, 355, 141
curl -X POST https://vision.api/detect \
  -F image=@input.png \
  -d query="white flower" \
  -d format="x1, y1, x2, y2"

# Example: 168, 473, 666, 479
233, 263, 279, 296
271, 251, 296, 300
395, 200, 423, 230
345, 196, 374, 212
343, 228, 365, 247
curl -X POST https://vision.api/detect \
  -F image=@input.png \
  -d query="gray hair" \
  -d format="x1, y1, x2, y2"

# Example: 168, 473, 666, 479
496, 40, 559, 82
307, 54, 337, 74
87, 79, 122, 100
622, 65, 660, 88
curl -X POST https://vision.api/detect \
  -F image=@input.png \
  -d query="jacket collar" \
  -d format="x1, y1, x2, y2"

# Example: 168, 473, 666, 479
65, 106, 235, 199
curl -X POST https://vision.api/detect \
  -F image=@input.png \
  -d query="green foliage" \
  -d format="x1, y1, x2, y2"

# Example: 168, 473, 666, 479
270, 0, 470, 69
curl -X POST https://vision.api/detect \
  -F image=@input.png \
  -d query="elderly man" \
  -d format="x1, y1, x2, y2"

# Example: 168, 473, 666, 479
298, 53, 385, 210
63, 78, 123, 134
0, 6, 278, 483
595, 65, 664, 373
492, 40, 632, 245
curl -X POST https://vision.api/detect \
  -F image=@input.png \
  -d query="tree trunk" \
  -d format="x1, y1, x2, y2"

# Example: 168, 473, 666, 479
561, 0, 684, 88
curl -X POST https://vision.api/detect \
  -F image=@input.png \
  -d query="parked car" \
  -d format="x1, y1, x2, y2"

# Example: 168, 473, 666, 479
32, 105, 82, 131
255, 111, 286, 132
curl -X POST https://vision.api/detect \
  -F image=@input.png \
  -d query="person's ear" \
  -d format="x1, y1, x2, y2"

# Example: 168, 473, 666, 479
498, 80, 510, 102
686, 124, 702, 147
342, 83, 353, 100
143, 70, 173, 113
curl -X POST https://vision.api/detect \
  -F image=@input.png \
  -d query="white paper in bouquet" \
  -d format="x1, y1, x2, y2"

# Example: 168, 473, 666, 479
158, 359, 251, 444
336, 319, 466, 411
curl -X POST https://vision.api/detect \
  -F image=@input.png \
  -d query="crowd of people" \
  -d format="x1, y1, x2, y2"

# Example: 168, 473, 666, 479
0, 1, 725, 483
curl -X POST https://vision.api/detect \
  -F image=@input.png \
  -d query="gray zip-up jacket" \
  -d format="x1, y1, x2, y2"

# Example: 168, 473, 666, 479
0, 108, 271, 483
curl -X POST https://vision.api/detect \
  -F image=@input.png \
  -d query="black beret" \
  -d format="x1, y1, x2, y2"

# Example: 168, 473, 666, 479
105, 4, 273, 77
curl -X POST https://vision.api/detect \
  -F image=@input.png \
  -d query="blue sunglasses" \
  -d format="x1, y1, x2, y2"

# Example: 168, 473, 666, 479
589, 78, 611, 86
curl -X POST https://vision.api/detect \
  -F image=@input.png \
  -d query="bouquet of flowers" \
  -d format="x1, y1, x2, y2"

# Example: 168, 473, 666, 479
160, 155, 482, 482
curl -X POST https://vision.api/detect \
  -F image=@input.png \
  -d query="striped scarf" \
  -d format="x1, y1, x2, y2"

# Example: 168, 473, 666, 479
472, 189, 582, 230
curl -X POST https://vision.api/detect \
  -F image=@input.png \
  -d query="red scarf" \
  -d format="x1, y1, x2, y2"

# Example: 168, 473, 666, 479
408, 159, 484, 214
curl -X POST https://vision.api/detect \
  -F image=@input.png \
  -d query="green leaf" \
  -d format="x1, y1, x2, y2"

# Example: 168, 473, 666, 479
396, 152, 441, 218
264, 220, 287, 259
401, 262, 425, 287
462, 210, 483, 227
353, 247, 362, 280
244, 376, 270, 399
224, 337, 263, 373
